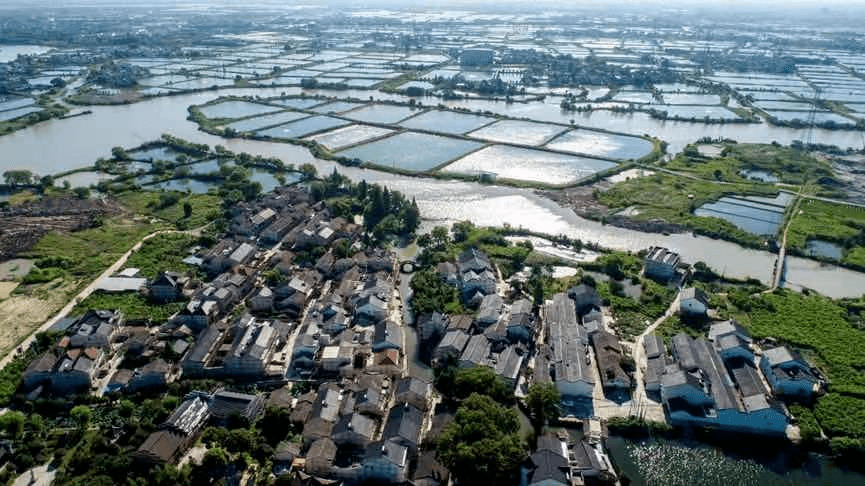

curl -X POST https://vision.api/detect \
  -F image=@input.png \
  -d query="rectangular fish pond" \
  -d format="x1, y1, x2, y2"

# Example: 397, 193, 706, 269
337, 132, 484, 172
256, 116, 351, 140
398, 110, 497, 135
224, 110, 310, 133
197, 101, 282, 120
440, 145, 617, 185
466, 120, 567, 146
544, 129, 653, 160
305, 124, 395, 151
694, 193, 793, 236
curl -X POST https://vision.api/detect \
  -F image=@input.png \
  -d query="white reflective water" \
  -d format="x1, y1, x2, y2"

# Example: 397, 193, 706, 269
2, 87, 865, 297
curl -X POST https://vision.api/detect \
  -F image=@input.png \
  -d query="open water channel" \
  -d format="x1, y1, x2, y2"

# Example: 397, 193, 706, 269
2, 87, 865, 297
2, 85, 865, 482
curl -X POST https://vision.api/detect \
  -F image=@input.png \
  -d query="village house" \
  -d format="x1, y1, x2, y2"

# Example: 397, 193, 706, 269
679, 287, 709, 318
568, 284, 602, 318
459, 334, 491, 368
208, 390, 265, 424
644, 246, 680, 282
373, 320, 403, 353
394, 377, 432, 411
543, 293, 594, 417
760, 346, 821, 398
127, 359, 170, 392
457, 248, 497, 305
417, 312, 449, 362
432, 329, 470, 366
662, 333, 788, 436
222, 315, 290, 379
591, 331, 632, 403
476, 293, 504, 329
68, 310, 123, 349
492, 345, 524, 390
248, 286, 274, 313
134, 394, 210, 464
506, 298, 535, 344
148, 271, 188, 303
382, 402, 425, 456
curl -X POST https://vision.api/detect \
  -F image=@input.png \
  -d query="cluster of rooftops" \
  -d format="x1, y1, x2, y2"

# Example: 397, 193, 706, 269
15, 182, 828, 484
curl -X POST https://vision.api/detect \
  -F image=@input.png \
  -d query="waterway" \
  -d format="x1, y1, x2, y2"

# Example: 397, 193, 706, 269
607, 436, 864, 486
2, 86, 865, 297
0, 44, 52, 63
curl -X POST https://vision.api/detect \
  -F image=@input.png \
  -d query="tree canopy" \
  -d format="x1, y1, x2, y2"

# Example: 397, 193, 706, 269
436, 393, 526, 486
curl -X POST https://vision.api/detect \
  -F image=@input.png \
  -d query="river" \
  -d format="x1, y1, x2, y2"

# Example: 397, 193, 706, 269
1, 86, 865, 297
0, 44, 52, 63
607, 436, 864, 486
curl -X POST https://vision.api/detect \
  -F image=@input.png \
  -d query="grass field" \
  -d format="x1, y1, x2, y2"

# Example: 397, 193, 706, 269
665, 143, 835, 186
73, 292, 184, 323
125, 233, 201, 279
786, 199, 865, 267
116, 191, 222, 229
598, 172, 777, 246
24, 217, 162, 280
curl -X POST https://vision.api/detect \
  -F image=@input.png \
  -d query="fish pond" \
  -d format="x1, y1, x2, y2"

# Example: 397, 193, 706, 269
441, 145, 617, 185
224, 110, 309, 132
344, 104, 420, 124
197, 100, 282, 120
338, 132, 483, 172
544, 129, 653, 160
695, 193, 793, 236
398, 110, 497, 135
305, 124, 394, 150
256, 115, 351, 139
467, 119, 567, 146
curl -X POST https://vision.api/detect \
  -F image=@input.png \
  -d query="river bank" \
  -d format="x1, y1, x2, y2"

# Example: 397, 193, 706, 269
1, 86, 865, 297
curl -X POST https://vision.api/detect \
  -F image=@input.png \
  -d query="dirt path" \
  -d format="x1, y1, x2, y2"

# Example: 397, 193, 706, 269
0, 225, 207, 369
632, 291, 681, 407
770, 194, 802, 291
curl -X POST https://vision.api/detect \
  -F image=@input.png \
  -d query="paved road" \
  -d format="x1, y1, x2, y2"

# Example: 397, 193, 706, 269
0, 226, 206, 370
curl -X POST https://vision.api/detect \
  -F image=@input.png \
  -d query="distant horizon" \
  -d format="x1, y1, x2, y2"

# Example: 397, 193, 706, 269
0, 0, 863, 9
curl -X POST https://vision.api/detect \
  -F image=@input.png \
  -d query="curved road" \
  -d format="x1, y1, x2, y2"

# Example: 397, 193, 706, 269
0, 225, 207, 370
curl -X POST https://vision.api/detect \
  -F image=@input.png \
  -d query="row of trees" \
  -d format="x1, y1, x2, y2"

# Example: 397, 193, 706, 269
310, 168, 421, 241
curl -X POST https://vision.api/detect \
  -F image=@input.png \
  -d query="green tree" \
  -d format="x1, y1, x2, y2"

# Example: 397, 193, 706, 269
3, 170, 34, 186
111, 146, 130, 161
430, 225, 450, 249
70, 405, 92, 431
525, 382, 560, 433
258, 406, 293, 446
451, 221, 474, 243
410, 268, 461, 315
298, 163, 317, 180
437, 393, 526, 486
453, 366, 513, 404
0, 410, 25, 439
183, 201, 193, 219
73, 186, 90, 199
202, 446, 229, 470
